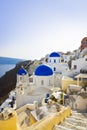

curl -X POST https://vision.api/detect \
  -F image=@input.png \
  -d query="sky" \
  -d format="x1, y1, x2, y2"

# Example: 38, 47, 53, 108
0, 0, 87, 60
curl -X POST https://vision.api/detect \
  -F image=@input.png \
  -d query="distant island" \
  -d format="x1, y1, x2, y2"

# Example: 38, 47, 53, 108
0, 56, 25, 64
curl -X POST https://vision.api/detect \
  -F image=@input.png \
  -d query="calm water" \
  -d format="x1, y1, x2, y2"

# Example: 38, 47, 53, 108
0, 64, 15, 77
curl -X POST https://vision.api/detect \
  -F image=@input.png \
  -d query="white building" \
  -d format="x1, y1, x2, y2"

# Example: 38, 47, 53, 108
34, 64, 54, 88
47, 52, 69, 74
16, 65, 54, 107
16, 67, 30, 95
71, 55, 87, 73
62, 54, 70, 63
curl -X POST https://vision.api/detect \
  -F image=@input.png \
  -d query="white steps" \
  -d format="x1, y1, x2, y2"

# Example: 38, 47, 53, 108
53, 111, 87, 130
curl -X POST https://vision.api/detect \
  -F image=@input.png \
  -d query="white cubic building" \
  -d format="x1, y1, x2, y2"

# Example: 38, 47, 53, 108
72, 55, 87, 73
48, 52, 69, 74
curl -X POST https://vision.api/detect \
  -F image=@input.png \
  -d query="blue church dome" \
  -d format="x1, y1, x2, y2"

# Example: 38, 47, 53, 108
34, 64, 53, 76
49, 52, 60, 57
17, 68, 27, 75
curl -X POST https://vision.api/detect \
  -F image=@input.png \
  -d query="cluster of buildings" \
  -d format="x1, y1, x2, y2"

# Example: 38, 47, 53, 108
15, 37, 87, 110
0, 37, 87, 130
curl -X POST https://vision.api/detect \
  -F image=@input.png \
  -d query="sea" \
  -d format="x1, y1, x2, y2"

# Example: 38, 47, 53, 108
0, 64, 15, 77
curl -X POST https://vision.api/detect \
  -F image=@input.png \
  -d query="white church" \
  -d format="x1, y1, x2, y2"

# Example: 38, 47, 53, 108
47, 52, 69, 74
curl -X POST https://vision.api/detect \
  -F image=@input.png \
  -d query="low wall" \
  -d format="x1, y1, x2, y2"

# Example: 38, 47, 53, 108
62, 78, 77, 92
75, 96, 87, 111
24, 106, 71, 130
0, 111, 21, 130
62, 77, 87, 92
16, 103, 36, 114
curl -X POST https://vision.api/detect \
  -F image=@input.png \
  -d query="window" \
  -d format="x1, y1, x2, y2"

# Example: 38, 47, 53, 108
54, 67, 56, 71
54, 59, 56, 63
74, 65, 77, 69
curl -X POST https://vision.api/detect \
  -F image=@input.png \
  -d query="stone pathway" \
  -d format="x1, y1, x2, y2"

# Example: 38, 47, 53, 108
53, 111, 87, 130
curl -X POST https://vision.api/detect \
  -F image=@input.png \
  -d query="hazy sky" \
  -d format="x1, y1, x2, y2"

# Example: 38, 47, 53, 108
0, 0, 87, 60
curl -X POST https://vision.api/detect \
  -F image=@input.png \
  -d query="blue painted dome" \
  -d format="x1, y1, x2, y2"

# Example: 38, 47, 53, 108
34, 64, 53, 76
49, 52, 60, 57
17, 68, 27, 75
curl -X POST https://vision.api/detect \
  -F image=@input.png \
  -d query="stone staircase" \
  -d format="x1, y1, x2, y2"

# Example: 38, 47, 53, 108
53, 111, 87, 130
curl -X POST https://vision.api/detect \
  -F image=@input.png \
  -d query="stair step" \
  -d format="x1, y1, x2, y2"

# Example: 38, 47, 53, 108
54, 125, 73, 130
54, 124, 87, 130
61, 121, 80, 129
66, 117, 87, 123
66, 121, 86, 127
76, 126, 87, 130
71, 111, 87, 118
71, 115, 87, 122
